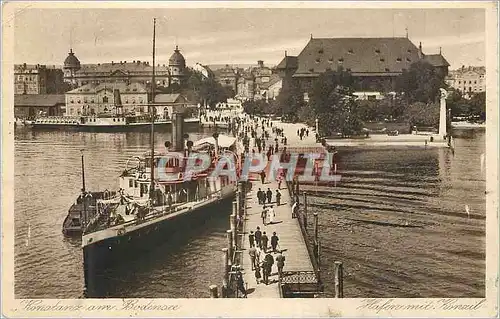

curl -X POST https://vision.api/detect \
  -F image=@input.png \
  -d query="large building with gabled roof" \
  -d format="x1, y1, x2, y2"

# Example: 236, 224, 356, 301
275, 36, 449, 94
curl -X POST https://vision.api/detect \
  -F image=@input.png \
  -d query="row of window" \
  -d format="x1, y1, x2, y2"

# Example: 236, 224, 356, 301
457, 80, 481, 84
317, 48, 413, 55
460, 86, 484, 92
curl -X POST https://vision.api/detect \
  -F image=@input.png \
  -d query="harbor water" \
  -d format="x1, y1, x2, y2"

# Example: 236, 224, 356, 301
304, 128, 486, 297
14, 127, 485, 298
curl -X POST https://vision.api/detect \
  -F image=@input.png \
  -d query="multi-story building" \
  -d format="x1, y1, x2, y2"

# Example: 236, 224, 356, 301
62, 46, 187, 88
276, 36, 450, 95
236, 72, 254, 101
446, 66, 485, 97
14, 64, 65, 94
14, 94, 65, 118
64, 82, 148, 116
192, 63, 214, 80
263, 75, 283, 100
212, 64, 239, 94
234, 60, 278, 100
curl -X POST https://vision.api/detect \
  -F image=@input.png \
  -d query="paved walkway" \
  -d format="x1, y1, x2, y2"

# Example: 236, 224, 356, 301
240, 177, 314, 298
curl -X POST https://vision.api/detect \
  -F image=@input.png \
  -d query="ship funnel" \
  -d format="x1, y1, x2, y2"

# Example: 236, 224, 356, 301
114, 89, 123, 115
171, 111, 185, 151
114, 89, 122, 106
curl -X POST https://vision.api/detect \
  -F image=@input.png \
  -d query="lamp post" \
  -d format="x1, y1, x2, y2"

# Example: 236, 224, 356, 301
213, 132, 220, 158
315, 118, 319, 138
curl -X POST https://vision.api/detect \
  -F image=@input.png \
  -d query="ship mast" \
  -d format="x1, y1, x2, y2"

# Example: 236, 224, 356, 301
149, 18, 156, 199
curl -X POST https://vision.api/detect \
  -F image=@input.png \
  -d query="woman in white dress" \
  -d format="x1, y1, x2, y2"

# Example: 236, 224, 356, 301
268, 206, 275, 224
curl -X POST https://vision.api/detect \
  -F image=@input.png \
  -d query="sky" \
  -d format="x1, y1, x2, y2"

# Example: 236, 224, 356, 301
13, 7, 486, 70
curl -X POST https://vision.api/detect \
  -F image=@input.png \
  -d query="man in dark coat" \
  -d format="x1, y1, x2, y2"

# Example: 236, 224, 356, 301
257, 188, 263, 204
260, 171, 266, 184
261, 207, 267, 225
266, 188, 272, 204
249, 231, 255, 248
261, 231, 269, 253
263, 253, 274, 285
255, 226, 262, 249
276, 252, 286, 278
275, 190, 282, 206
271, 232, 279, 252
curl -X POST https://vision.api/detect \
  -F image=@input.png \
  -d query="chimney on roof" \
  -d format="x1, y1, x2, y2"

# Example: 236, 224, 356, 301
133, 60, 136, 63
439, 47, 442, 54
310, 33, 313, 39
112, 61, 114, 65
258, 60, 264, 68
285, 50, 287, 57
418, 42, 423, 59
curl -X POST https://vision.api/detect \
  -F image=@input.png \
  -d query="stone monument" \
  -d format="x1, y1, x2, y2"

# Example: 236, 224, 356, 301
438, 88, 448, 139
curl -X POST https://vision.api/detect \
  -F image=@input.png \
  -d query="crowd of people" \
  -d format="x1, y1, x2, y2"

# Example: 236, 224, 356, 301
248, 226, 285, 286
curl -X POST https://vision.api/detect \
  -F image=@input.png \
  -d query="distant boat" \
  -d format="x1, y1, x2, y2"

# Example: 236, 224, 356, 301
29, 114, 199, 132
451, 121, 486, 129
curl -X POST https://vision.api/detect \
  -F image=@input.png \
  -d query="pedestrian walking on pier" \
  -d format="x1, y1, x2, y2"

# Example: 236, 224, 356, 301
271, 232, 279, 253
257, 188, 264, 204
255, 226, 262, 248
249, 246, 258, 270
254, 266, 262, 285
236, 268, 247, 297
263, 253, 274, 285
292, 201, 299, 218
266, 188, 272, 204
260, 171, 266, 184
261, 231, 269, 253
276, 252, 286, 278
268, 206, 275, 224
276, 190, 282, 206
249, 231, 255, 248
261, 207, 267, 225
277, 173, 283, 190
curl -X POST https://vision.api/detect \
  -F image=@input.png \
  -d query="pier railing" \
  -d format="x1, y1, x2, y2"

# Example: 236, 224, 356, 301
285, 181, 324, 294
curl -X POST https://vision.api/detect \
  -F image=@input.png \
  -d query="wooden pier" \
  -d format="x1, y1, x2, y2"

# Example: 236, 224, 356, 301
240, 177, 319, 298
209, 118, 345, 298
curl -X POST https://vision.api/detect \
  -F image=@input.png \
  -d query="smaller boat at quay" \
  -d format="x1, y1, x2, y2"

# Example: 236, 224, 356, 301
62, 191, 117, 236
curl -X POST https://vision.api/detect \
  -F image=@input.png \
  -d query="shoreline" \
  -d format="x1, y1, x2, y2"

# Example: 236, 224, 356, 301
324, 134, 450, 148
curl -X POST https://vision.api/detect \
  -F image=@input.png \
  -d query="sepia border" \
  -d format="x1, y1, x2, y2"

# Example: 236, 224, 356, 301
2, 1, 498, 317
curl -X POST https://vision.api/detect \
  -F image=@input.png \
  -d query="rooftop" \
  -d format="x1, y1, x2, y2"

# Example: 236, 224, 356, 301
75, 61, 170, 75
154, 93, 186, 104
293, 37, 422, 76
423, 54, 450, 67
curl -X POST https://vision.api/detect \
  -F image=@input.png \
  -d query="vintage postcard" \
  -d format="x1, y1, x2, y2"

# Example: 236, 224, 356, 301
2, 1, 498, 318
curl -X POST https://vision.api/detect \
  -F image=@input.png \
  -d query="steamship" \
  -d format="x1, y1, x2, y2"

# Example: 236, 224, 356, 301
82, 111, 241, 295
29, 89, 199, 132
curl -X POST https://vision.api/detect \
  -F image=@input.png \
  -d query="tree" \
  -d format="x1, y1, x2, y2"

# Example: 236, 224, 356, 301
403, 102, 440, 127
182, 68, 233, 108
309, 68, 363, 137
469, 92, 486, 121
396, 61, 446, 104
276, 79, 304, 122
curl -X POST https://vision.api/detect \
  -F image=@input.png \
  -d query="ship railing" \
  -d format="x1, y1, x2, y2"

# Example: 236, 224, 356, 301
84, 189, 224, 234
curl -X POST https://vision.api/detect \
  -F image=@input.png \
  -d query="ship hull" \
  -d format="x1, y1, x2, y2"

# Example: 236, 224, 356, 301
31, 120, 200, 132
83, 195, 233, 297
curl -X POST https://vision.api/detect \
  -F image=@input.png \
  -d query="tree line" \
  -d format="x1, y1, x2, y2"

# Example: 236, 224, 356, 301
243, 61, 486, 137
